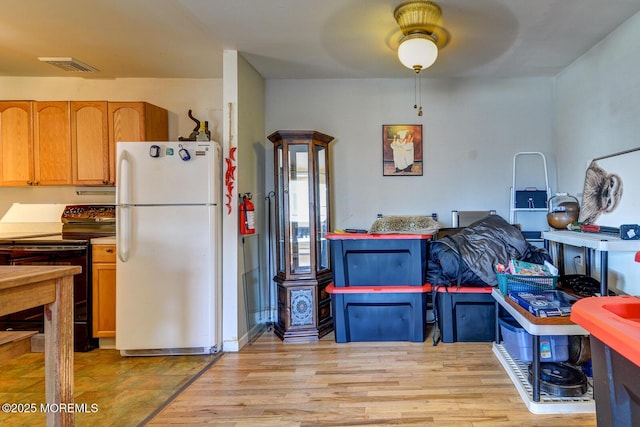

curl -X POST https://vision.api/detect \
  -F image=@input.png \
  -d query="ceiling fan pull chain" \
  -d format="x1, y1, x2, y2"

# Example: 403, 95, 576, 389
418, 72, 423, 116
414, 72, 418, 110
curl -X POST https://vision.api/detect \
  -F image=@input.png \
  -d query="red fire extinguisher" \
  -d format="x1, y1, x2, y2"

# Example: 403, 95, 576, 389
239, 193, 256, 235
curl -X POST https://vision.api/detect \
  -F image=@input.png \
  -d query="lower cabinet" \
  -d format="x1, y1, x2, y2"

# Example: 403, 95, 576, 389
92, 244, 116, 338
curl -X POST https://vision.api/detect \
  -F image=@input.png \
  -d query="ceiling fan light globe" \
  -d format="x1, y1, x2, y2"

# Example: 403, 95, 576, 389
397, 35, 438, 72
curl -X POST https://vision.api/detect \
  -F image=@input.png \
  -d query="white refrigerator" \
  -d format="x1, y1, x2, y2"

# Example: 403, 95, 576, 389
115, 141, 221, 356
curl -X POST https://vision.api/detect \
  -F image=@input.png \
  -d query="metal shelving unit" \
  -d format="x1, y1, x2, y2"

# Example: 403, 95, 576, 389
509, 152, 550, 245
492, 343, 595, 414
492, 289, 595, 414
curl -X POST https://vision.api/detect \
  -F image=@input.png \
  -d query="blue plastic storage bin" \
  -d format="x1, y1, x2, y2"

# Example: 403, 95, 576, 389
327, 283, 429, 343
499, 316, 569, 363
435, 287, 496, 343
327, 233, 431, 287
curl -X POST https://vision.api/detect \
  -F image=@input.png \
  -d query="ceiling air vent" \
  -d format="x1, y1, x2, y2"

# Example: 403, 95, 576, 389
38, 57, 99, 73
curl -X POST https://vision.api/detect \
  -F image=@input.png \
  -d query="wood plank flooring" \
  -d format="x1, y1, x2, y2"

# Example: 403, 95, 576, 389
0, 349, 218, 426
148, 327, 597, 426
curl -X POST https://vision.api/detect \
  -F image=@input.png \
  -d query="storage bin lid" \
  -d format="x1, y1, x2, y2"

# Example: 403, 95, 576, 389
435, 286, 493, 293
326, 232, 432, 240
499, 316, 523, 332
326, 283, 431, 294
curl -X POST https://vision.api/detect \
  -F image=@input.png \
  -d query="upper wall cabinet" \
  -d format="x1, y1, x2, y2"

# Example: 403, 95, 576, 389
71, 101, 110, 185
73, 101, 168, 186
33, 101, 72, 186
0, 101, 34, 186
108, 102, 169, 183
0, 100, 168, 187
108, 102, 168, 142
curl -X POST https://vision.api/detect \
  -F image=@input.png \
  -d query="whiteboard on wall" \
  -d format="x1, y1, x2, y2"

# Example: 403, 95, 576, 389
578, 147, 640, 227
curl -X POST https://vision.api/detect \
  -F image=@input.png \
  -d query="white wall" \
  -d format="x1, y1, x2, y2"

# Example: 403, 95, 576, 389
0, 77, 222, 216
265, 77, 556, 229
221, 52, 241, 351
555, 12, 640, 295
237, 55, 268, 340
0, 77, 222, 141
221, 52, 267, 351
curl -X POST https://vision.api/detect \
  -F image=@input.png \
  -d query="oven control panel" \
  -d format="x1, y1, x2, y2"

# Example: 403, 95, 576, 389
62, 205, 116, 223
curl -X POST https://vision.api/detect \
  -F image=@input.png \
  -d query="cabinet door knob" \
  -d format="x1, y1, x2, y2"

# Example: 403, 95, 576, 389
105, 248, 114, 253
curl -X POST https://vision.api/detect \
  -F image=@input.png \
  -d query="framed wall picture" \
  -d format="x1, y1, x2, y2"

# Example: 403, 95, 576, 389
578, 147, 640, 226
382, 124, 423, 176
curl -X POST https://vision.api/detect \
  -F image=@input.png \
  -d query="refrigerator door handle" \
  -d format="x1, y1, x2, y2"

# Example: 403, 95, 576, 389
116, 149, 131, 262
116, 205, 130, 262
116, 149, 129, 206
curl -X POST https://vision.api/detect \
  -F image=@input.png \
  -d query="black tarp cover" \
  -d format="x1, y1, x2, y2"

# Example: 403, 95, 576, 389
426, 215, 551, 287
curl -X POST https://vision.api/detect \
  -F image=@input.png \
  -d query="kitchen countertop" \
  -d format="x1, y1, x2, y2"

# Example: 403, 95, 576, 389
0, 231, 61, 239
0, 221, 62, 235
92, 236, 116, 245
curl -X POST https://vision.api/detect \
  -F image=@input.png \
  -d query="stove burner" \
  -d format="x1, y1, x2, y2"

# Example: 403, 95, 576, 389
62, 204, 116, 223
61, 204, 116, 240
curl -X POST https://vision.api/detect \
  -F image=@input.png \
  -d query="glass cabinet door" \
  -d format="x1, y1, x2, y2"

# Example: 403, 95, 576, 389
287, 144, 310, 274
315, 145, 329, 271
276, 145, 285, 274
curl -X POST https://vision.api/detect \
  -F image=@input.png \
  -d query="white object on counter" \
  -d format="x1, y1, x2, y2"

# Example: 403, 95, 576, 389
0, 203, 65, 234
1, 203, 66, 222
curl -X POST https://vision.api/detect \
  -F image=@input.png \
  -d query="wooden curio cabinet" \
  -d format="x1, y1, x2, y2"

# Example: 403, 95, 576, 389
268, 130, 334, 342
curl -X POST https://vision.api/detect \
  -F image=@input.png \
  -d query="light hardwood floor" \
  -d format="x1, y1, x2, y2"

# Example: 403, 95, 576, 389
148, 327, 597, 426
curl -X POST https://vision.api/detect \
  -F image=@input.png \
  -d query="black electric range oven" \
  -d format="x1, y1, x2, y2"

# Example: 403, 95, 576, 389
0, 205, 115, 352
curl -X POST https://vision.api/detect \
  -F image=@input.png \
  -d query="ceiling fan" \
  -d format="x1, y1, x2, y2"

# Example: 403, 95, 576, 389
394, 0, 450, 73
393, 0, 450, 116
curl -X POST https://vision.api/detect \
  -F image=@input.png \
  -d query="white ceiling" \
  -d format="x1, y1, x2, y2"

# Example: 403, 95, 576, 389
1, 0, 639, 80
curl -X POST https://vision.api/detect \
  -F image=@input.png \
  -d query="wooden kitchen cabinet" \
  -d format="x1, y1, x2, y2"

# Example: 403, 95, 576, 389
1, 100, 73, 186
1, 100, 168, 187
92, 243, 116, 338
71, 101, 110, 185
74, 101, 167, 186
108, 102, 168, 180
33, 101, 72, 185
0, 101, 34, 186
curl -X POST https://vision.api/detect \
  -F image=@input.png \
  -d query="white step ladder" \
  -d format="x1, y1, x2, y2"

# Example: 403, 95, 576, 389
509, 152, 551, 244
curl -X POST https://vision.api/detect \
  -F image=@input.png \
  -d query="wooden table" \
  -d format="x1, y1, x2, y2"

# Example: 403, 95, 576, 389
0, 265, 81, 427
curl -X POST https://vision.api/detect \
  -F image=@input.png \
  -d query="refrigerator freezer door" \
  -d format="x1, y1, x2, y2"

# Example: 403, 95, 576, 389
116, 141, 220, 206
116, 204, 220, 354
